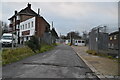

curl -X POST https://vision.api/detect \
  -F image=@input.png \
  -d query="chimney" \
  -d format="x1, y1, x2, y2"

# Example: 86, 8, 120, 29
15, 10, 17, 15
27, 3, 31, 9
38, 8, 40, 15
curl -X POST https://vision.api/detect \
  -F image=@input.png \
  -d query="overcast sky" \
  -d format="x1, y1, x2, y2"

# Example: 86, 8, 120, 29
1, 2, 118, 35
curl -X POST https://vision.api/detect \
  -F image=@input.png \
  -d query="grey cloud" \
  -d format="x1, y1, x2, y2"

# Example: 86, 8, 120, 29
1, 2, 118, 35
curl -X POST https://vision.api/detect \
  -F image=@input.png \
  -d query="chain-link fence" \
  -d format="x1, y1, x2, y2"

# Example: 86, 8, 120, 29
89, 25, 119, 58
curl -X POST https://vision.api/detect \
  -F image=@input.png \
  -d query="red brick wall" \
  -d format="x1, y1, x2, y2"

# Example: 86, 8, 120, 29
35, 17, 50, 37
9, 15, 34, 30
20, 15, 34, 22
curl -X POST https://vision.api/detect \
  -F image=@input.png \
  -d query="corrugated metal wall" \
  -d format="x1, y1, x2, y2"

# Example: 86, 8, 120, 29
89, 28, 109, 54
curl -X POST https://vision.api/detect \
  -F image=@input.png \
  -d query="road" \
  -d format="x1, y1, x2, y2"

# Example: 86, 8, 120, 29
3, 44, 99, 79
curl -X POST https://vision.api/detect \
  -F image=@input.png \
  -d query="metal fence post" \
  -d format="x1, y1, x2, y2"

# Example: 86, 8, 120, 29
97, 28, 99, 54
118, 28, 120, 75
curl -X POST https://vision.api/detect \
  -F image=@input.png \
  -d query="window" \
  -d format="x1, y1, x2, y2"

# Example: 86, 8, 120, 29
82, 41, 85, 43
114, 35, 117, 40
17, 15, 20, 20
2, 36, 12, 40
31, 21, 33, 27
112, 43, 114, 48
25, 24, 27, 29
28, 23, 30, 28
110, 36, 112, 40
21, 25, 22, 30
13, 18, 15, 22
108, 43, 110, 47
26, 36, 28, 40
78, 41, 81, 43
68, 40, 70, 42
23, 25, 24, 30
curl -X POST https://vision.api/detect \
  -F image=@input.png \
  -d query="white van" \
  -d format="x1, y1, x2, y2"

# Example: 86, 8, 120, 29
0, 33, 18, 47
65, 40, 70, 45
74, 40, 85, 46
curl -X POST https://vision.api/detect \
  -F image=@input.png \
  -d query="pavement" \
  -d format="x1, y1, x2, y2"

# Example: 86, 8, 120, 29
72, 46, 119, 79
2, 44, 99, 79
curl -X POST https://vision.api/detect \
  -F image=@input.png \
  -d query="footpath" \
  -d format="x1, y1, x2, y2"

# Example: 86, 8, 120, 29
72, 46, 119, 79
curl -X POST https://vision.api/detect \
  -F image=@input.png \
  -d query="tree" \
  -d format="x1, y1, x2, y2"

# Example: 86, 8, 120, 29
67, 31, 81, 39
60, 35, 67, 39
82, 31, 89, 46
82, 31, 88, 39
66, 31, 81, 45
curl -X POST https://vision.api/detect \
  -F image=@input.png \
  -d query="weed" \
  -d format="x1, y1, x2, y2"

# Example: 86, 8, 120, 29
86, 50, 97, 55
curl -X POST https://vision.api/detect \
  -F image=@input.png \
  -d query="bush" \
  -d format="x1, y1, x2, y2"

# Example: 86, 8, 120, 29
25, 36, 40, 53
107, 56, 113, 59
52, 43, 57, 46
39, 44, 54, 53
2, 46, 35, 65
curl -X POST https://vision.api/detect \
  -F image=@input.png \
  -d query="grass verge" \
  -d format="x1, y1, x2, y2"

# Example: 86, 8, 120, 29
2, 43, 57, 66
86, 50, 119, 62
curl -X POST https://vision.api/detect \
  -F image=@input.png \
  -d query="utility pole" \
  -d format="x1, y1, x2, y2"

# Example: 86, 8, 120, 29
70, 32, 72, 46
51, 21, 54, 44
104, 26, 107, 33
60, 33, 62, 43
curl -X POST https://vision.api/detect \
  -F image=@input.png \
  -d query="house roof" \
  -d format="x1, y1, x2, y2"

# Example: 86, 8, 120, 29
51, 28, 59, 39
8, 3, 39, 20
109, 31, 119, 36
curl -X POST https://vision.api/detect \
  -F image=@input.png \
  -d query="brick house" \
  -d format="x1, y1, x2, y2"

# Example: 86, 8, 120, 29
8, 3, 57, 44
108, 31, 119, 57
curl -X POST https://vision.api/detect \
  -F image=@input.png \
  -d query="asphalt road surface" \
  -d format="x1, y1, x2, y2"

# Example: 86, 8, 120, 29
2, 44, 99, 79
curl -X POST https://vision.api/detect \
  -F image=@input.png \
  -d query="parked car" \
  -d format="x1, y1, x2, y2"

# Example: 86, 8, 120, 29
0, 33, 18, 47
